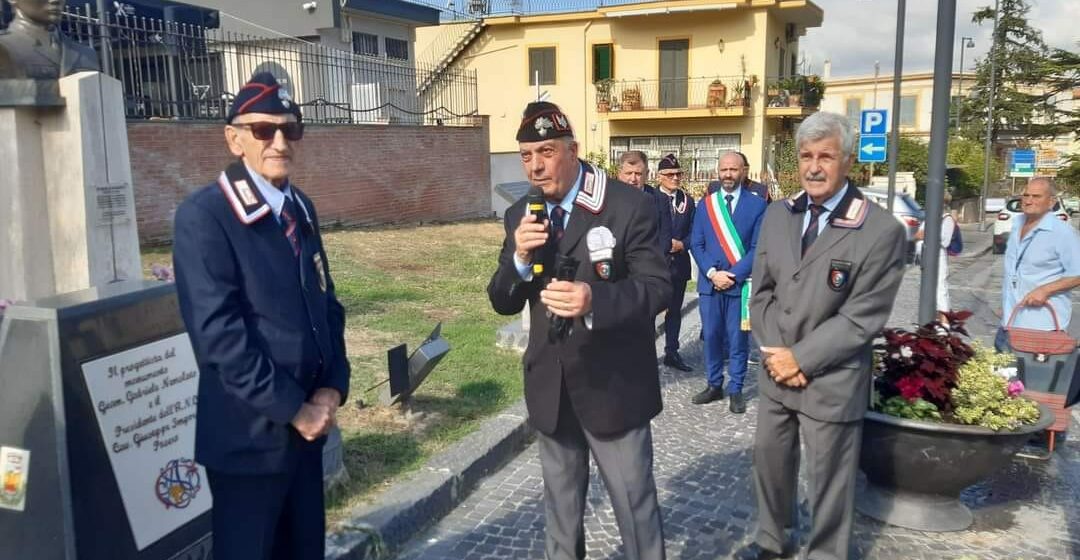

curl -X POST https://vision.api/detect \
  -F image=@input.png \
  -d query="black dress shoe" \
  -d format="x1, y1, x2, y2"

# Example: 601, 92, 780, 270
663, 352, 693, 372
729, 391, 746, 414
732, 542, 792, 560
692, 385, 725, 405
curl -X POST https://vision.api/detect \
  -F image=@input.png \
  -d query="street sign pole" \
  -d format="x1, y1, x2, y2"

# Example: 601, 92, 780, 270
886, 0, 907, 213
920, 0, 957, 326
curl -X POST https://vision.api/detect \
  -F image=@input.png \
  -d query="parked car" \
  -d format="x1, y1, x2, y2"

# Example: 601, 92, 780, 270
991, 196, 1071, 254
863, 189, 924, 260
984, 197, 1007, 213
1063, 197, 1080, 215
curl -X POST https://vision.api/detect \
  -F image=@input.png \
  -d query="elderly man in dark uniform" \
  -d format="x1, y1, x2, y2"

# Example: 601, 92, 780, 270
738, 111, 906, 560
172, 72, 350, 560
488, 101, 671, 560
617, 150, 673, 261
650, 153, 696, 372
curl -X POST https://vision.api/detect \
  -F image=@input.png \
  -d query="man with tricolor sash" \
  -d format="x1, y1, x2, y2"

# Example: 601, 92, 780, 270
689, 151, 767, 414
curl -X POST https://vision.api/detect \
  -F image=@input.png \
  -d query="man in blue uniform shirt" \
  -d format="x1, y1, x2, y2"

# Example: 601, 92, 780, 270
996, 177, 1080, 351
173, 72, 350, 560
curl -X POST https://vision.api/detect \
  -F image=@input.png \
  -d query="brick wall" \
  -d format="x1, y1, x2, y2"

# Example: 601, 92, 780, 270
128, 118, 492, 244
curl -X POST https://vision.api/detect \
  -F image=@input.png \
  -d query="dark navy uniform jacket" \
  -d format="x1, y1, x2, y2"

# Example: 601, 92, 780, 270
665, 188, 695, 282
173, 162, 350, 475
642, 185, 673, 256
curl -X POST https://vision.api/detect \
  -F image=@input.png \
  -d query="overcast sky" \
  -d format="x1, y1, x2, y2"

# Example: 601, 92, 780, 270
801, 0, 1079, 79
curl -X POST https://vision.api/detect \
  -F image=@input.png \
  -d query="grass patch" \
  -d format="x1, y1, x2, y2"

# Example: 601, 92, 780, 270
142, 220, 523, 525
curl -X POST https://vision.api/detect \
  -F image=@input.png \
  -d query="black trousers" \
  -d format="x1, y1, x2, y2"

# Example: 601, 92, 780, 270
206, 444, 325, 560
664, 277, 688, 355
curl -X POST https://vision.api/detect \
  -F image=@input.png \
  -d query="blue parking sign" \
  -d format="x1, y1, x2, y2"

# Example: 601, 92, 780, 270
860, 109, 888, 135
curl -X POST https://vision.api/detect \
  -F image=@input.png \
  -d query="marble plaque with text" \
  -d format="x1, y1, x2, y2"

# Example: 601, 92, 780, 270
81, 333, 212, 551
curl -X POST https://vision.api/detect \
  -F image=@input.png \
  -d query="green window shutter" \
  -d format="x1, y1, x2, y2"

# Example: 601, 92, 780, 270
593, 44, 613, 82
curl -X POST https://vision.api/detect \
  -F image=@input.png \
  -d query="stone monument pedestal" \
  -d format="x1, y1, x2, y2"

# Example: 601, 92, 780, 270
0, 72, 141, 302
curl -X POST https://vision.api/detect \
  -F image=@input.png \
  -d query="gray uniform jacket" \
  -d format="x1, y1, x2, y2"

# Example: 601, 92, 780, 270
750, 185, 906, 422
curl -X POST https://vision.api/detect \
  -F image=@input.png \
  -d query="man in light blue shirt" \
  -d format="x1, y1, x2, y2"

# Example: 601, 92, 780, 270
996, 177, 1080, 351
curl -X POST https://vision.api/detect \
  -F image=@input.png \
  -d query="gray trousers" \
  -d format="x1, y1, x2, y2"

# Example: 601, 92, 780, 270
537, 395, 666, 560
752, 394, 862, 560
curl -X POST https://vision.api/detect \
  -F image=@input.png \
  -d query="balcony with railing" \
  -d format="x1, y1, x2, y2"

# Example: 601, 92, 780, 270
763, 74, 824, 117
595, 76, 756, 120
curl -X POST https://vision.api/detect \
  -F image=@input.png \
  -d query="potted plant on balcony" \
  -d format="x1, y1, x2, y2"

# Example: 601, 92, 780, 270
778, 75, 805, 107
595, 78, 614, 113
857, 311, 1053, 532
802, 74, 825, 107
706, 79, 727, 108
621, 86, 642, 111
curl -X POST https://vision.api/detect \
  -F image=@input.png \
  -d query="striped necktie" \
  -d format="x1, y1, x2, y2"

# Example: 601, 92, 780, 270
801, 204, 824, 257
281, 196, 301, 257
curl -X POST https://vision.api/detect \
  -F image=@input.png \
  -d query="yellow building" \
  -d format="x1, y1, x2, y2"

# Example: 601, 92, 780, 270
417, 0, 823, 193
820, 71, 977, 139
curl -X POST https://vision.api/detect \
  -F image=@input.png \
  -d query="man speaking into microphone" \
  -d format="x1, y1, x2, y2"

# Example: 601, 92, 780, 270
488, 101, 672, 560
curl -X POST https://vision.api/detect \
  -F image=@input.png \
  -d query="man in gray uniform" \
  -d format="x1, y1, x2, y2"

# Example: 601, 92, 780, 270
738, 111, 906, 560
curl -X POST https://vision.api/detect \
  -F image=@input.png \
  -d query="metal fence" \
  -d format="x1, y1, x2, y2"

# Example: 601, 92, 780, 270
55, 6, 479, 126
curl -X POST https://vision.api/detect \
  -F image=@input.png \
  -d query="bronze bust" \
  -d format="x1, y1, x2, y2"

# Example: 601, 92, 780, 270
0, 0, 100, 80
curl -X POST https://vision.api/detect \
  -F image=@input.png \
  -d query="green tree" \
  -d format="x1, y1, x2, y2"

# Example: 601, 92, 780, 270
1030, 46, 1080, 138
851, 136, 931, 192
1057, 155, 1080, 196
945, 137, 1004, 198
957, 0, 1052, 144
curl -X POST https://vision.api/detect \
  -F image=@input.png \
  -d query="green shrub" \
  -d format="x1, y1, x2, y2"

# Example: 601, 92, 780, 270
951, 345, 1040, 431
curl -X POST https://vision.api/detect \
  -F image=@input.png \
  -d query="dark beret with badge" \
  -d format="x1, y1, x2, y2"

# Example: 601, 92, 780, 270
516, 101, 574, 142
658, 153, 680, 171
226, 72, 302, 124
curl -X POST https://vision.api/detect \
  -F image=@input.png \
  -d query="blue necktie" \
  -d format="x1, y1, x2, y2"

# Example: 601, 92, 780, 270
725, 194, 734, 216
550, 205, 566, 243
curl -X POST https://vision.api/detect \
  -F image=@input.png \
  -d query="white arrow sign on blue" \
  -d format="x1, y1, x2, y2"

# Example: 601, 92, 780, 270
858, 135, 887, 163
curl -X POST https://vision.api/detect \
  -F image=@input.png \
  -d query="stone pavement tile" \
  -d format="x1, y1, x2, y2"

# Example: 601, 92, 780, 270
397, 264, 1080, 559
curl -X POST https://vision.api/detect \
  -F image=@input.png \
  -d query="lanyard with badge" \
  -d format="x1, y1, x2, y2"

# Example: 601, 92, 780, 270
1011, 230, 1040, 291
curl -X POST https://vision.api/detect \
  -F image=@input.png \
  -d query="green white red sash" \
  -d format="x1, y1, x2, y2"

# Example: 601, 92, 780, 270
704, 191, 751, 331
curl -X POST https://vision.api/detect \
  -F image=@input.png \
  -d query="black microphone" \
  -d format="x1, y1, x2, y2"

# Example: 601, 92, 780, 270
548, 254, 580, 343
526, 187, 548, 278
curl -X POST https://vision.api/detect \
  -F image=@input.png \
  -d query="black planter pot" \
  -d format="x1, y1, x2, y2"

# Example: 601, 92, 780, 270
856, 403, 1053, 532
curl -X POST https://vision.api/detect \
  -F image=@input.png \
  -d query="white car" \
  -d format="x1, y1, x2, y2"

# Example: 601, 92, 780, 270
992, 196, 1071, 254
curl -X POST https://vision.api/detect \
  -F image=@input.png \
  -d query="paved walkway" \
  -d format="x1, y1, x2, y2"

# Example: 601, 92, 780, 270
397, 249, 1080, 560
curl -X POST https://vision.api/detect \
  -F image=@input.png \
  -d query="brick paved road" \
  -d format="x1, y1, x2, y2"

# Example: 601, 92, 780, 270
397, 254, 1080, 560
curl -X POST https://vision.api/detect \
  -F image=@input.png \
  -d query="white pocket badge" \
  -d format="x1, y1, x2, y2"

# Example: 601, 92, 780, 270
587, 226, 617, 280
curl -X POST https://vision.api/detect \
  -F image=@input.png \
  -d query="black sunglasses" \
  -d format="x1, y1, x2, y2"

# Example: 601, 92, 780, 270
233, 122, 304, 141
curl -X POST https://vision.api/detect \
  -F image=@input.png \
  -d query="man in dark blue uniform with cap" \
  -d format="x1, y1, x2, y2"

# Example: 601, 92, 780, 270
653, 153, 696, 372
172, 72, 350, 560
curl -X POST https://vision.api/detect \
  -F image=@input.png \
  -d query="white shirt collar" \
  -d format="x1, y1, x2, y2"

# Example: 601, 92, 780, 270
244, 163, 295, 221
718, 185, 742, 210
